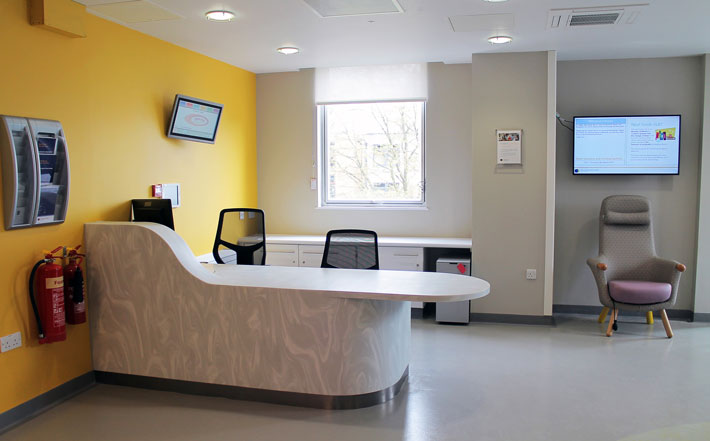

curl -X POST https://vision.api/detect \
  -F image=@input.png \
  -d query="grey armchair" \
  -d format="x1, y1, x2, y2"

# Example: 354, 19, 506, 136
587, 195, 686, 338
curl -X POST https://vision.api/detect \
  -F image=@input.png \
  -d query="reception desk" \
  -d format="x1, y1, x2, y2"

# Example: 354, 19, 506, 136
85, 222, 489, 409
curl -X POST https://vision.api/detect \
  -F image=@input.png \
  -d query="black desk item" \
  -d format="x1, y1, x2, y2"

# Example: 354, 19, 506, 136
131, 199, 174, 231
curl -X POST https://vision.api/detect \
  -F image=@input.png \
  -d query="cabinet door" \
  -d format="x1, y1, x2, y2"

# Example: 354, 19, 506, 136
379, 247, 423, 271
299, 245, 324, 267
380, 247, 424, 309
265, 244, 298, 267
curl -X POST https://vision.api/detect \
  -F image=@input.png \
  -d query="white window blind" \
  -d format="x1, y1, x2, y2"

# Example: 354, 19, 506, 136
315, 63, 428, 104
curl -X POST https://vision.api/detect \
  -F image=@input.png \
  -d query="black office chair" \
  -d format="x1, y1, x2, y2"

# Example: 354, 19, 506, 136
212, 208, 266, 265
320, 229, 379, 270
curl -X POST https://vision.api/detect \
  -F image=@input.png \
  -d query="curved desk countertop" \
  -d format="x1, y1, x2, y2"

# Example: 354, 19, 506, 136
84, 222, 489, 409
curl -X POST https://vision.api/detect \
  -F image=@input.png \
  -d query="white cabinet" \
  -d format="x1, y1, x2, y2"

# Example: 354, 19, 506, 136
265, 244, 298, 267
379, 247, 423, 271
379, 247, 424, 308
299, 245, 324, 267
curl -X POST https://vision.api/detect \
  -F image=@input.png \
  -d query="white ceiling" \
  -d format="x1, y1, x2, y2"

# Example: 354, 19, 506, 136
77, 0, 710, 73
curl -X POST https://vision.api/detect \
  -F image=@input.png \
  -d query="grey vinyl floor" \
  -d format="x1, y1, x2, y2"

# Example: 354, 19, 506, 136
2, 314, 710, 441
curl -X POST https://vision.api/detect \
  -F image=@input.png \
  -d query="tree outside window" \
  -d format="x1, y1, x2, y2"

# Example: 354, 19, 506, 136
321, 101, 425, 206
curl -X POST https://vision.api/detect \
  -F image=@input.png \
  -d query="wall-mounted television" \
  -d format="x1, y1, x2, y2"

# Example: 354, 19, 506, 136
167, 94, 223, 144
573, 115, 681, 175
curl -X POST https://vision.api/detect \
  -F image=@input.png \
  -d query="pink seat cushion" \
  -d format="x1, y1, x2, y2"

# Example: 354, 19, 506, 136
608, 280, 672, 305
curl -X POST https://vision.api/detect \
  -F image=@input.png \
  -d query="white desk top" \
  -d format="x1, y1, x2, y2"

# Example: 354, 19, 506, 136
202, 263, 489, 302
267, 234, 471, 249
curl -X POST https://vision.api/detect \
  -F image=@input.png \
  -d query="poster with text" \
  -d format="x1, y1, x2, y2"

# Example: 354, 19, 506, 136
496, 129, 522, 165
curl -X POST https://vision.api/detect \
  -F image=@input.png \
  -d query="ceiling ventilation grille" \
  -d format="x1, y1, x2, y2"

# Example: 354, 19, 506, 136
84, 1, 182, 24
548, 4, 647, 30
569, 12, 621, 26
302, 0, 403, 18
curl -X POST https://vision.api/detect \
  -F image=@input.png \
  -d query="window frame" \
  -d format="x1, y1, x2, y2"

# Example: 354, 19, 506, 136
317, 99, 427, 208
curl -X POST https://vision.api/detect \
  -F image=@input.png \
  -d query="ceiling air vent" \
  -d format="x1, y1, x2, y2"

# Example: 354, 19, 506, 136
302, 0, 403, 18
569, 12, 621, 26
548, 4, 647, 30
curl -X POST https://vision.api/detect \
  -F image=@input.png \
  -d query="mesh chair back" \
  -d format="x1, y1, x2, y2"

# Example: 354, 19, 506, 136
212, 209, 266, 265
321, 229, 379, 270
598, 195, 656, 280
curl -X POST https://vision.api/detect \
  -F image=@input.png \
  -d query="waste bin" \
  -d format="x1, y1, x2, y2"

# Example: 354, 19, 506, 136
436, 257, 470, 324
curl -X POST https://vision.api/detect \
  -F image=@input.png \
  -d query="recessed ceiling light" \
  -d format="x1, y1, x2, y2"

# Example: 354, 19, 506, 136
488, 35, 513, 44
277, 47, 300, 55
205, 10, 235, 21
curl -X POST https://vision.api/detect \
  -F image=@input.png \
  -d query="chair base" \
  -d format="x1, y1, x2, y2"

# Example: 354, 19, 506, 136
646, 311, 654, 324
605, 309, 618, 337
598, 307, 609, 323
660, 309, 673, 338
603, 308, 673, 338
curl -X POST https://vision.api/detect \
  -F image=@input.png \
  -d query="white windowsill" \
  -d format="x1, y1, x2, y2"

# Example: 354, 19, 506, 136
316, 205, 429, 211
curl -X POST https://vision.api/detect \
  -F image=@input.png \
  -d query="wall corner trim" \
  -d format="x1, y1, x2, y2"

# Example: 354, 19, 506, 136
543, 50, 557, 316
0, 372, 95, 435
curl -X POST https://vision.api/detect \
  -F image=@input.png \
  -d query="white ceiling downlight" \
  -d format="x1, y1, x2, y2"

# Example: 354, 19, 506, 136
548, 4, 648, 30
301, 0, 404, 18
488, 35, 512, 44
205, 10, 235, 22
277, 47, 300, 55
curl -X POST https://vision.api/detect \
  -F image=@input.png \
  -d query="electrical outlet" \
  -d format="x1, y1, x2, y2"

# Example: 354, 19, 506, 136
1, 332, 22, 353
526, 269, 537, 280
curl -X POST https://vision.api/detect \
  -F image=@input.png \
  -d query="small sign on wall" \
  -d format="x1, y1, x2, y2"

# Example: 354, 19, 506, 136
496, 129, 522, 165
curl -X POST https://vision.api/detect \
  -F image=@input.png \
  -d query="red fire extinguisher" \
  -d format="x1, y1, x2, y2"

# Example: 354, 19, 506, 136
63, 245, 86, 325
29, 247, 67, 344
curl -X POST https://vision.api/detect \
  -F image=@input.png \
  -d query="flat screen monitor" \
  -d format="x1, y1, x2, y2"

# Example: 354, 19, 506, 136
167, 94, 223, 144
573, 115, 681, 175
131, 199, 174, 230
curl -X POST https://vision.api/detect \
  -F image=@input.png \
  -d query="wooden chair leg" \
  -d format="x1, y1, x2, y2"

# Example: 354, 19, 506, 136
606, 308, 616, 337
598, 306, 609, 323
660, 309, 673, 338
646, 311, 654, 325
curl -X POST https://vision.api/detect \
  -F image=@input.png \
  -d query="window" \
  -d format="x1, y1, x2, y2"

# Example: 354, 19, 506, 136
319, 100, 425, 206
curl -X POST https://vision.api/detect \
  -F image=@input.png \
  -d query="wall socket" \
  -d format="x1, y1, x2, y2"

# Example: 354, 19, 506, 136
1, 332, 22, 353
526, 269, 537, 280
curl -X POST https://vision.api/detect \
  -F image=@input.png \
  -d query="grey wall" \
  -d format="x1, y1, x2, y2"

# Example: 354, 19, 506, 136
554, 56, 704, 310
694, 55, 710, 315
256, 63, 473, 237
470, 52, 555, 316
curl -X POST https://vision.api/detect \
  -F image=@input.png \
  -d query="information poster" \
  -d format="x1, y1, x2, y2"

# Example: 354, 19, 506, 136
496, 129, 522, 165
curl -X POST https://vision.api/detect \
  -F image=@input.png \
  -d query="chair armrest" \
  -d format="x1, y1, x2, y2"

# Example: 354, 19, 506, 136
650, 257, 686, 283
587, 257, 608, 276
587, 256, 612, 306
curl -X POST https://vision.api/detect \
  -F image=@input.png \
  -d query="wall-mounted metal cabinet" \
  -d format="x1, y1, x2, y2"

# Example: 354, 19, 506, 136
1, 116, 70, 229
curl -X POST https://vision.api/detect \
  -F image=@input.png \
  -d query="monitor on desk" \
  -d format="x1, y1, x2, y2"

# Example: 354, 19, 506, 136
131, 199, 174, 230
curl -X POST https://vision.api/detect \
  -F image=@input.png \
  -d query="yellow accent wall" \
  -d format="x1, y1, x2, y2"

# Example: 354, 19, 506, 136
0, 0, 256, 414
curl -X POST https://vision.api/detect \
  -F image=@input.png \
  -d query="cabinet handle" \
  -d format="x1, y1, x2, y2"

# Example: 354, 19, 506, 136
393, 254, 419, 257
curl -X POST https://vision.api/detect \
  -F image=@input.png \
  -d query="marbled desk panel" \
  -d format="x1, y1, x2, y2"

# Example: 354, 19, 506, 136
85, 222, 489, 398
